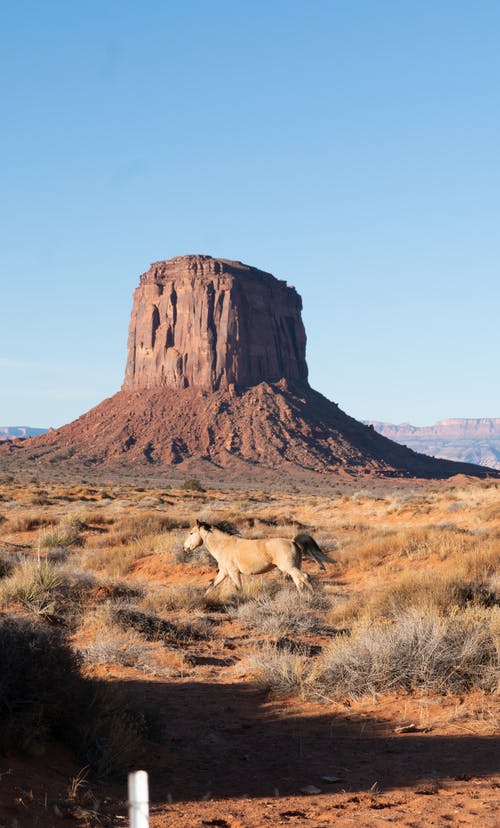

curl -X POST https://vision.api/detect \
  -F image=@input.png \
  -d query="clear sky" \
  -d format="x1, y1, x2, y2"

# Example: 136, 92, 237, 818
1, 1, 499, 429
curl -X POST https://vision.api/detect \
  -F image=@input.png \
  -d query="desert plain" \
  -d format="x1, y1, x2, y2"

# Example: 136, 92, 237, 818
0, 472, 498, 827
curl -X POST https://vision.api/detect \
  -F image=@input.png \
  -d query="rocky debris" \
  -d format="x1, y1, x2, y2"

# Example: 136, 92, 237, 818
3, 380, 498, 481
123, 255, 308, 392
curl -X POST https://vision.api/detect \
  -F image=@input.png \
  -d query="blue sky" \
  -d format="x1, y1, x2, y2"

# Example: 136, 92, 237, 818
1, 1, 499, 428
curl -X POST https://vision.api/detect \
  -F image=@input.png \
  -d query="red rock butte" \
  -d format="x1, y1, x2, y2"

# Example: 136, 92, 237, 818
123, 255, 308, 392
1, 254, 498, 483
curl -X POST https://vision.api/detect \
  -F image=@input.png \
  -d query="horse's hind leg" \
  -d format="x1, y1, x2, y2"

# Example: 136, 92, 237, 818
228, 569, 242, 591
288, 567, 313, 593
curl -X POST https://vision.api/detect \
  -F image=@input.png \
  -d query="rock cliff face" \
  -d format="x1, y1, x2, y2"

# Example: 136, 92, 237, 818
1, 255, 498, 483
366, 419, 500, 470
123, 255, 308, 392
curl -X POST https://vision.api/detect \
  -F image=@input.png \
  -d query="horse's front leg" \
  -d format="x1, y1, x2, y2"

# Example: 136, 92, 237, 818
206, 568, 227, 594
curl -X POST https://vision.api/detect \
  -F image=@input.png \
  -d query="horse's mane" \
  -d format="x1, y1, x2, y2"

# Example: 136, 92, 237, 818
199, 520, 240, 535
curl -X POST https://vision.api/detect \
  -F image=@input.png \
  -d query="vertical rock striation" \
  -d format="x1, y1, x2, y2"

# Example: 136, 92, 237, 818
122, 255, 308, 392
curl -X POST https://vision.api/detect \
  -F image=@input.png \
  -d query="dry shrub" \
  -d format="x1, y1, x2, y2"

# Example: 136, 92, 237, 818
181, 478, 205, 492
248, 607, 499, 701
241, 520, 303, 540
112, 606, 208, 644
82, 627, 164, 674
77, 683, 149, 778
138, 581, 227, 614
0, 560, 62, 613
109, 512, 188, 545
327, 570, 498, 629
39, 523, 84, 549
232, 586, 329, 637
158, 583, 210, 611
0, 616, 83, 754
0, 551, 16, 579
157, 528, 188, 560
336, 528, 417, 568
338, 526, 482, 569
480, 503, 500, 522
5, 512, 56, 533
310, 607, 499, 700
67, 508, 114, 527
245, 643, 310, 695
81, 521, 187, 577
235, 575, 284, 601
82, 537, 156, 577
459, 540, 500, 581
0, 557, 106, 627
1, 609, 150, 778
23, 491, 52, 506
79, 607, 166, 675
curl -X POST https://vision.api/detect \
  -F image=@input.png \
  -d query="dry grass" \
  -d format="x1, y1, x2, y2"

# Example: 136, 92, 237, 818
232, 585, 330, 637
82, 625, 166, 675
2, 512, 56, 533
0, 558, 104, 625
39, 523, 84, 549
0, 615, 150, 776
245, 643, 311, 695
0, 559, 63, 612
0, 475, 497, 776
249, 605, 499, 700
309, 606, 499, 700
326, 569, 499, 629
459, 539, 500, 580
82, 537, 154, 577
336, 525, 487, 569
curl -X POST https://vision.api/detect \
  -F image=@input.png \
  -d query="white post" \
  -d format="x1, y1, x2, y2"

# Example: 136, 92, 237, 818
128, 770, 149, 828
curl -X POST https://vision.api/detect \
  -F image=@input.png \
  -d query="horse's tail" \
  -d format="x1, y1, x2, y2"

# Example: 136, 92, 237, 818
293, 533, 333, 571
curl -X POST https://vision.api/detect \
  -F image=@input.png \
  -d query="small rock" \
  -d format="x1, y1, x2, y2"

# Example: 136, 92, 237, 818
321, 775, 344, 783
414, 779, 439, 795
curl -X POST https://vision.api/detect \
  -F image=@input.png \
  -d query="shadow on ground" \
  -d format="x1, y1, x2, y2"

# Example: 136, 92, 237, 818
114, 677, 499, 803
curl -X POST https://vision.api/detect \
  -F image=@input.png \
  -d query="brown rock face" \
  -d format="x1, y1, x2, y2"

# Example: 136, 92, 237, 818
1, 254, 498, 484
123, 255, 308, 392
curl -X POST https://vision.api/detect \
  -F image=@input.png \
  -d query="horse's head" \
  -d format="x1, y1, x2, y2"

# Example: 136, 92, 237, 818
183, 520, 210, 552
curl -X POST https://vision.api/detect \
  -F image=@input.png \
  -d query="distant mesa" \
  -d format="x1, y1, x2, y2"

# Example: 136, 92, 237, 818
1, 254, 498, 483
0, 426, 48, 441
366, 419, 500, 471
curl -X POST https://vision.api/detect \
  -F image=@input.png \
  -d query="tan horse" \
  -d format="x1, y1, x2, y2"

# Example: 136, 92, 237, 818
183, 520, 332, 593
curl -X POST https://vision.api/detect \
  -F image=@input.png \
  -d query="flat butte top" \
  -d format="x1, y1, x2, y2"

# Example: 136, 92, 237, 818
140, 254, 292, 290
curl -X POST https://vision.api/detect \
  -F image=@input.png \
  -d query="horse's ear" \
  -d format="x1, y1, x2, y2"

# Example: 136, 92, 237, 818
195, 519, 200, 527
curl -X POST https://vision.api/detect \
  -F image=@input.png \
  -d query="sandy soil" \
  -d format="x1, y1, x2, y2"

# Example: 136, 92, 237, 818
0, 478, 498, 827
